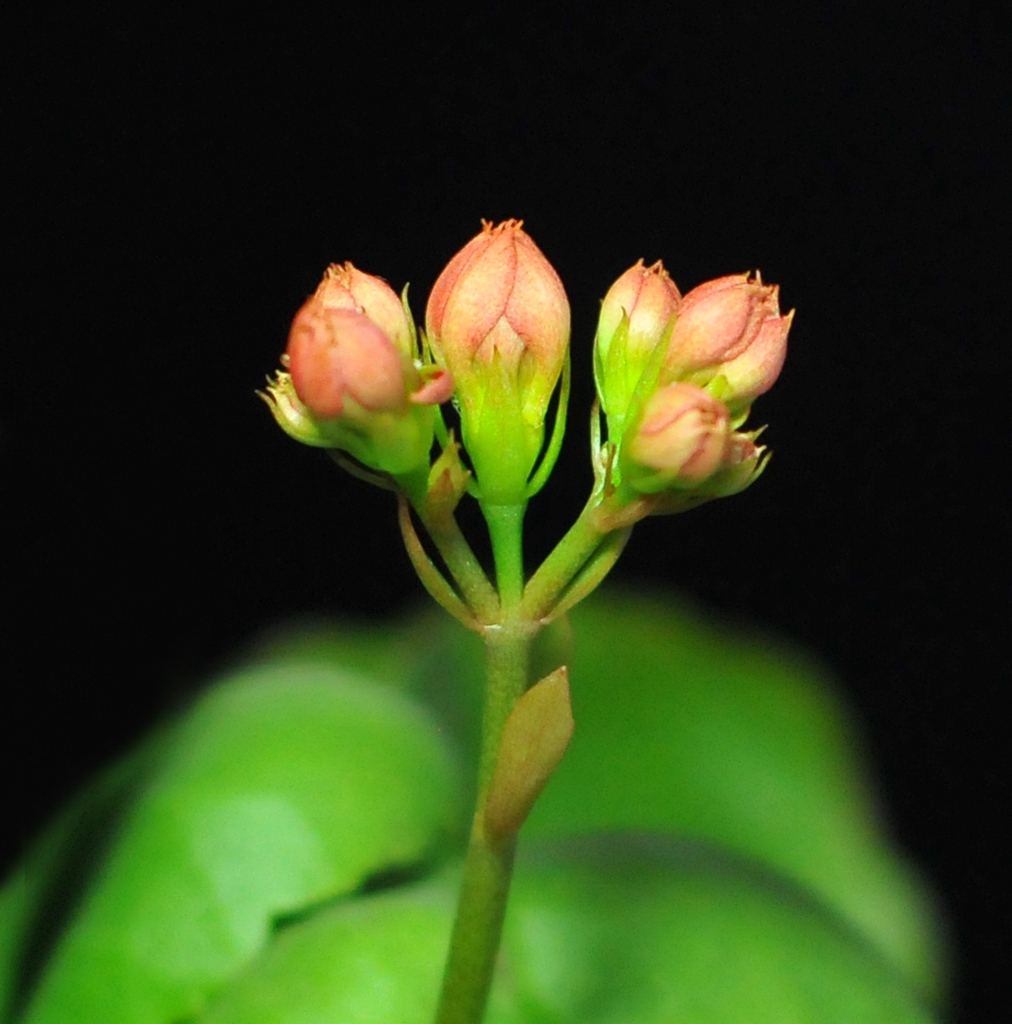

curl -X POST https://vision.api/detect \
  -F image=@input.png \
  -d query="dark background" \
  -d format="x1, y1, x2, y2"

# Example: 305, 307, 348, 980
9, 5, 1002, 1021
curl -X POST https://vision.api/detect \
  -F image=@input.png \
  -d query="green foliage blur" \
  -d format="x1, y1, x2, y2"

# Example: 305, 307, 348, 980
3, 588, 946, 1023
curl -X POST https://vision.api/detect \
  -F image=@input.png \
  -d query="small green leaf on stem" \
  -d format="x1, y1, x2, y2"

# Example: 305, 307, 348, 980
484, 667, 574, 841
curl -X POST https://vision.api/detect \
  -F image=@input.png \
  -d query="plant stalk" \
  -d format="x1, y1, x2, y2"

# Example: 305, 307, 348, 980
521, 497, 608, 620
434, 504, 531, 1024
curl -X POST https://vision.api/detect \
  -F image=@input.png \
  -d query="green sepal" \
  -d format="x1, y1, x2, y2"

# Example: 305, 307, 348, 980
460, 349, 545, 505
594, 309, 678, 456
525, 348, 571, 499
263, 368, 441, 479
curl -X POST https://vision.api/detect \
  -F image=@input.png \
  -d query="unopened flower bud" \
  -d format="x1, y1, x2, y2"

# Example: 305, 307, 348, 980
664, 273, 791, 408
426, 220, 570, 503
594, 260, 682, 437
620, 383, 732, 494
263, 267, 452, 480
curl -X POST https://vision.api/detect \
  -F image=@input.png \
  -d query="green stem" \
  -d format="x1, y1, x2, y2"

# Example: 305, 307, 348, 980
395, 468, 499, 622
521, 496, 609, 621
542, 525, 632, 621
421, 508, 500, 620
396, 496, 479, 629
522, 489, 654, 621
481, 503, 527, 613
434, 622, 533, 1024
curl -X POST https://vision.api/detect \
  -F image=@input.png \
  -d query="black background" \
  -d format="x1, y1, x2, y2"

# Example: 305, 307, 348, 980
9, 5, 1003, 1021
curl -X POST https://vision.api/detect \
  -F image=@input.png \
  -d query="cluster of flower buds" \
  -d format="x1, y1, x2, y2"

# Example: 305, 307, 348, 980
262, 263, 452, 479
594, 260, 792, 505
264, 223, 790, 519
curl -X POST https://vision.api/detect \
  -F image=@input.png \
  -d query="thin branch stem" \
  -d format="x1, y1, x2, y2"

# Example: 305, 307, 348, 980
544, 525, 632, 622
522, 491, 648, 622
396, 496, 479, 629
521, 497, 607, 622
410, 504, 500, 622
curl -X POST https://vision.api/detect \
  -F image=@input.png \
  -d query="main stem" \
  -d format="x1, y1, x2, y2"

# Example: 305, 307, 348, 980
434, 504, 531, 1024
482, 503, 527, 611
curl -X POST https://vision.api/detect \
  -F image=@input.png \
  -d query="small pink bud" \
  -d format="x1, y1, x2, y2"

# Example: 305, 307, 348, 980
267, 265, 450, 479
268, 264, 450, 479
597, 259, 682, 367
287, 306, 408, 419
594, 260, 683, 428
426, 219, 569, 419
426, 220, 570, 502
622, 383, 731, 492
664, 273, 791, 404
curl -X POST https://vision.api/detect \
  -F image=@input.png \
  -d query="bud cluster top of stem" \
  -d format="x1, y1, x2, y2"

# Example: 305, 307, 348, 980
263, 220, 792, 527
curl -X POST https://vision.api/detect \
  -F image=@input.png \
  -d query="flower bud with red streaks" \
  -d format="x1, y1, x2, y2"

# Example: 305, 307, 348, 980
426, 220, 570, 502
621, 383, 732, 493
262, 266, 452, 480
664, 272, 791, 409
594, 260, 682, 436
287, 307, 407, 419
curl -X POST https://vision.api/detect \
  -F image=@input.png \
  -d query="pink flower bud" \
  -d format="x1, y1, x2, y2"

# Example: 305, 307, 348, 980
664, 273, 791, 404
287, 306, 408, 419
717, 308, 793, 403
597, 259, 682, 368
621, 383, 731, 492
426, 219, 569, 421
594, 260, 682, 429
425, 220, 570, 502
269, 268, 453, 478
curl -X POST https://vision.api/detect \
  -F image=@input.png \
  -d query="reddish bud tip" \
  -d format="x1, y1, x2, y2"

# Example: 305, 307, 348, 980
410, 366, 455, 406
598, 259, 682, 364
316, 262, 414, 357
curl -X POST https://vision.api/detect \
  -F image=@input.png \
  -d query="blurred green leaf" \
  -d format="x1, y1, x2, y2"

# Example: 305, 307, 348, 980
1, 733, 174, 1021
5, 586, 946, 1022
524, 591, 946, 1002
194, 839, 935, 1024
229, 589, 947, 1003
10, 663, 461, 1024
